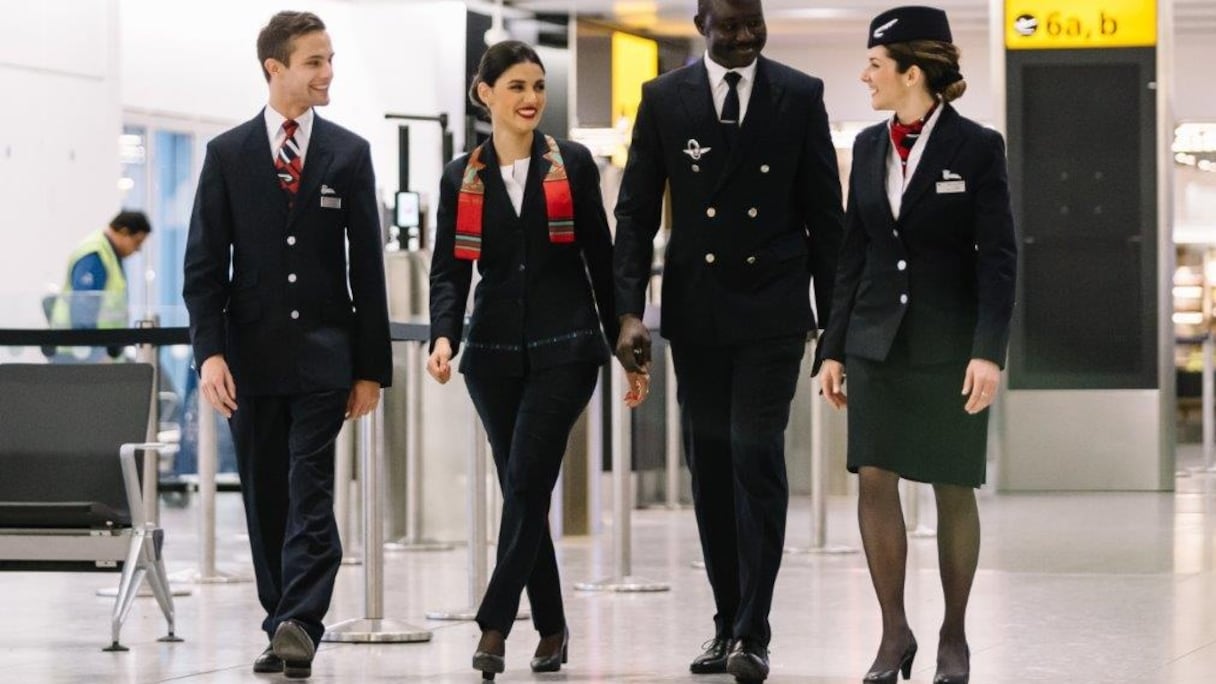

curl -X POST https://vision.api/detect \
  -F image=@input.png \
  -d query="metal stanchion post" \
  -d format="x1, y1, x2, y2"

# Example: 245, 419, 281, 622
427, 415, 528, 621
386, 341, 454, 552
786, 339, 857, 556
575, 364, 669, 593
586, 373, 604, 535
323, 403, 432, 643
1204, 334, 1215, 472
903, 481, 936, 538
179, 396, 249, 584
334, 422, 361, 565
664, 345, 683, 510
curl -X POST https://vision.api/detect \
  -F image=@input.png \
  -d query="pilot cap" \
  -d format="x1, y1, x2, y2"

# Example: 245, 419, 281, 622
867, 6, 953, 48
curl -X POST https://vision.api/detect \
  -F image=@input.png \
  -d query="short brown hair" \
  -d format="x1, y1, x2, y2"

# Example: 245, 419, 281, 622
257, 11, 326, 82
885, 40, 967, 103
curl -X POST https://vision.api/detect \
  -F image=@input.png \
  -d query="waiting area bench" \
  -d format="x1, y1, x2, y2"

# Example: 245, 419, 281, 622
0, 363, 179, 650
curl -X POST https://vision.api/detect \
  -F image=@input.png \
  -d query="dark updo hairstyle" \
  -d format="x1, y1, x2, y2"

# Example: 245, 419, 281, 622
884, 40, 967, 103
468, 40, 546, 117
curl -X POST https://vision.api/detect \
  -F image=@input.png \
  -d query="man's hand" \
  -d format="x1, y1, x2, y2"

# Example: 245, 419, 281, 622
346, 380, 381, 420
200, 354, 238, 418
427, 338, 453, 384
624, 370, 650, 408
614, 315, 651, 373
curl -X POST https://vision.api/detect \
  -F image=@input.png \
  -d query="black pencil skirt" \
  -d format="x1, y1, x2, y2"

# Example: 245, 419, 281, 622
845, 342, 990, 488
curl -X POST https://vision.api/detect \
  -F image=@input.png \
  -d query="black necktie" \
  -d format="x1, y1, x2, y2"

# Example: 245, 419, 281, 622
721, 71, 742, 126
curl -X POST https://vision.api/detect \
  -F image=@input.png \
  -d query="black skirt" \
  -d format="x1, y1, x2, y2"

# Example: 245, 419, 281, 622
845, 335, 990, 488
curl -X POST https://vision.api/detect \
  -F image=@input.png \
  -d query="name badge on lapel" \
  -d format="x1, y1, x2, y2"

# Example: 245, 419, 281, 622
935, 170, 965, 194
320, 196, 342, 209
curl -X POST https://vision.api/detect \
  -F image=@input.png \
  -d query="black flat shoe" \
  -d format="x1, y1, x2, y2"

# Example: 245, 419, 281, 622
473, 629, 506, 680
690, 636, 732, 674
271, 619, 315, 680
725, 638, 770, 683
863, 638, 917, 683
530, 627, 569, 673
252, 645, 283, 673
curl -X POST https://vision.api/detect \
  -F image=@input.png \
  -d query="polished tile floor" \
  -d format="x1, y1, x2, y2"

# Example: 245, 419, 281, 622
8, 447, 1216, 683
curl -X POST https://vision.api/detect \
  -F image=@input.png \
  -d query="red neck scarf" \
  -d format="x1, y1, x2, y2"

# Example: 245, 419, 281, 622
454, 134, 575, 261
889, 104, 938, 173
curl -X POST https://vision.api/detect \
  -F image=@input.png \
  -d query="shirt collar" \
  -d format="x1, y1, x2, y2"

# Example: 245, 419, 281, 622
703, 51, 757, 89
264, 105, 315, 142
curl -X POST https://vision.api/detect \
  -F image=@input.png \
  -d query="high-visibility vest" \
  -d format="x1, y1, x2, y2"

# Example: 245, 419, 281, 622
50, 230, 128, 329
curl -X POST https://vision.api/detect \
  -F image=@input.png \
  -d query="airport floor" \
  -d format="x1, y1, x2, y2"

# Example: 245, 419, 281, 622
9, 446, 1216, 683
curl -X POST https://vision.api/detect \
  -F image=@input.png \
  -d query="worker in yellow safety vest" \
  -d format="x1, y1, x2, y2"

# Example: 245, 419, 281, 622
49, 210, 151, 358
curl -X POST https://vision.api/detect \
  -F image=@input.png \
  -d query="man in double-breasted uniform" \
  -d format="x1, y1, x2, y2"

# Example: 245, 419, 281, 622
613, 1, 843, 680
182, 11, 391, 680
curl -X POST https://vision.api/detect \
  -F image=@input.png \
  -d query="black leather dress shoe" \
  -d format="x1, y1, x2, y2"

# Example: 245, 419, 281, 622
252, 646, 283, 673
271, 619, 316, 679
726, 638, 770, 683
690, 637, 732, 674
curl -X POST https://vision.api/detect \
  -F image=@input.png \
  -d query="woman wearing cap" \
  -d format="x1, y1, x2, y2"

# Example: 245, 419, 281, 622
818, 6, 1016, 684
427, 40, 619, 678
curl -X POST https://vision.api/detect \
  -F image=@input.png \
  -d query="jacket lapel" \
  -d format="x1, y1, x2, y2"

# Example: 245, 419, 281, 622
240, 112, 290, 224
521, 133, 552, 217
898, 105, 964, 218
678, 64, 727, 181
713, 57, 781, 196
867, 126, 896, 227
288, 113, 335, 228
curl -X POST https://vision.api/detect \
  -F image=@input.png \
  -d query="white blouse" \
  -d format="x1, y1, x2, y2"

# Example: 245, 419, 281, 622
885, 104, 945, 220
500, 158, 531, 217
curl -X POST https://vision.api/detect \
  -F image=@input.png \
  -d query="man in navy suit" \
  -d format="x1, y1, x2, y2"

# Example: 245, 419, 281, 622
613, 0, 843, 680
182, 11, 391, 679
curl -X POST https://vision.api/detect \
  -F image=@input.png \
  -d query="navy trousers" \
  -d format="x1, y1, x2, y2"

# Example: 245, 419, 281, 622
670, 337, 805, 646
465, 362, 600, 636
228, 389, 347, 645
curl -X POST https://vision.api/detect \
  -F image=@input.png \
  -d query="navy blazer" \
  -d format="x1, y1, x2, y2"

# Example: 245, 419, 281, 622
183, 111, 393, 395
614, 56, 844, 355
819, 105, 1017, 368
429, 135, 617, 377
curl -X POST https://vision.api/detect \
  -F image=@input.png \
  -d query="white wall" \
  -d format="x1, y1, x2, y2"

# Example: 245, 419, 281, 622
1174, 33, 1216, 122
763, 29, 994, 126
119, 0, 468, 226
0, 0, 121, 325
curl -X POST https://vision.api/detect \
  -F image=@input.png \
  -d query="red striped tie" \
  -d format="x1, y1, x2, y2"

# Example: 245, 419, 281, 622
275, 119, 303, 196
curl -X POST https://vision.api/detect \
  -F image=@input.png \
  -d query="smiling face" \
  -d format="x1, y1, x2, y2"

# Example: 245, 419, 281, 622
696, 0, 767, 69
861, 45, 916, 112
477, 61, 546, 137
266, 30, 334, 116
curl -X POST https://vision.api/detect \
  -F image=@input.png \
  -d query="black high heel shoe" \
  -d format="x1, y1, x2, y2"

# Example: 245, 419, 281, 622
863, 638, 918, 684
472, 629, 506, 680
933, 644, 969, 684
530, 627, 569, 673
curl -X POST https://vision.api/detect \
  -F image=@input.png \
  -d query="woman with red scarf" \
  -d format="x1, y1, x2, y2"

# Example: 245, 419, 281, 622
818, 7, 1016, 684
426, 40, 617, 679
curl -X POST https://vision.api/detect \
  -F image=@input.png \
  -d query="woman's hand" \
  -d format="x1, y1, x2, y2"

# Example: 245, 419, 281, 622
427, 338, 453, 384
962, 358, 1001, 414
820, 359, 847, 409
624, 370, 650, 408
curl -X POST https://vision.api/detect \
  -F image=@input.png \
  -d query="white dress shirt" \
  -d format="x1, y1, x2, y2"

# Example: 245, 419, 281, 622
885, 104, 945, 220
703, 52, 758, 125
264, 105, 315, 166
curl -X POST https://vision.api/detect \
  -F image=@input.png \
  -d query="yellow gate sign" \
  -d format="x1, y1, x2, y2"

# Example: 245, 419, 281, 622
1005, 0, 1156, 49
